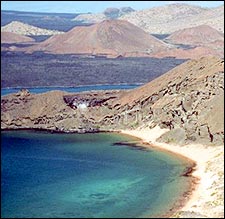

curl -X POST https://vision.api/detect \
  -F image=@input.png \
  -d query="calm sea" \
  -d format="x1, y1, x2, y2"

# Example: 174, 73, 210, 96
1, 130, 191, 218
1, 84, 141, 96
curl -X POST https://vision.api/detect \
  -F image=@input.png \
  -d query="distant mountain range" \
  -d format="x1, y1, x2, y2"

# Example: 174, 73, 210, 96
1, 3, 224, 59
73, 3, 224, 34
1, 20, 223, 59
1, 10, 82, 32
2, 3, 224, 34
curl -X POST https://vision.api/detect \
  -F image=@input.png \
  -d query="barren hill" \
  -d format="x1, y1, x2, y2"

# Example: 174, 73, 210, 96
1, 31, 35, 44
26, 20, 168, 57
1, 21, 64, 36
1, 56, 224, 145
116, 56, 224, 106
150, 25, 224, 59
112, 56, 224, 144
165, 25, 224, 46
120, 3, 224, 33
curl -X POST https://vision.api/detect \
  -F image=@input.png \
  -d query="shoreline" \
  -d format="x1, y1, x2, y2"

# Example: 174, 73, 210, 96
2, 127, 224, 217
1, 83, 143, 90
120, 126, 224, 218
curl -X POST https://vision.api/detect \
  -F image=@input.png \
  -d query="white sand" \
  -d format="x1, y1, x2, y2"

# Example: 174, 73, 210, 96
120, 126, 224, 218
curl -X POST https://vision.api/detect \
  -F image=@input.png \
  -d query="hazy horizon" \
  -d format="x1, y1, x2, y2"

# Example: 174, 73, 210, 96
1, 1, 224, 14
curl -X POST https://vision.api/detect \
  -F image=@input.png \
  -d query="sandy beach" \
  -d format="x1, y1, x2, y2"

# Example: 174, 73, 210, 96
120, 126, 224, 218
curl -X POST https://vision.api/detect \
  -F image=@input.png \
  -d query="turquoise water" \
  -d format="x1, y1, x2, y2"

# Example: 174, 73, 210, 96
1, 131, 191, 218
1, 84, 140, 96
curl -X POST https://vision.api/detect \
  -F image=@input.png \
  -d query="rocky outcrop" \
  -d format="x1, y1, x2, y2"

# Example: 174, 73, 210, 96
1, 57, 224, 145
113, 56, 224, 145
1, 21, 64, 36
1, 90, 123, 133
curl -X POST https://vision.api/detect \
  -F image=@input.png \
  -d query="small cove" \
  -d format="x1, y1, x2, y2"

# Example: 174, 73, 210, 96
1, 130, 194, 218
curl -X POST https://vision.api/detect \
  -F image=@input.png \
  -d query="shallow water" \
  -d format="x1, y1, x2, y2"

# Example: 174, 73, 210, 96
1, 130, 191, 218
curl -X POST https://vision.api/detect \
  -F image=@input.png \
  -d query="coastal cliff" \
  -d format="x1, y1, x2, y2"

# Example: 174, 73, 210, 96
1, 56, 224, 145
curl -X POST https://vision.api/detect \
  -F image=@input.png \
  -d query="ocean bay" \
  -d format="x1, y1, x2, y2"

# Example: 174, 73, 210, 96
1, 130, 192, 218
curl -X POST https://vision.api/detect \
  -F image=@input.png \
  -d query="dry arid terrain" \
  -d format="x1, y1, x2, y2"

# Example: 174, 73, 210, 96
24, 20, 168, 57
71, 3, 224, 34
156, 25, 224, 59
2, 20, 223, 59
2, 56, 224, 218
120, 3, 224, 34
1, 3, 224, 60
1, 3, 224, 218
1, 21, 64, 35
2, 56, 224, 146
1, 57, 224, 219
1, 31, 35, 44
165, 25, 224, 46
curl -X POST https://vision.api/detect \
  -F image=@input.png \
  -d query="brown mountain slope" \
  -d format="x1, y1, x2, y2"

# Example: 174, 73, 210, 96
113, 56, 224, 144
165, 25, 224, 46
1, 57, 224, 145
116, 56, 224, 106
26, 20, 168, 57
1, 31, 35, 44
150, 25, 224, 59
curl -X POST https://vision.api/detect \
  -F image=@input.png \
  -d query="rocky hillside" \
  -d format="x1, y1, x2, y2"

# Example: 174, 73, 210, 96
120, 3, 224, 34
114, 56, 224, 145
1, 56, 224, 145
73, 7, 135, 23
1, 31, 35, 44
1, 21, 64, 36
25, 20, 168, 57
